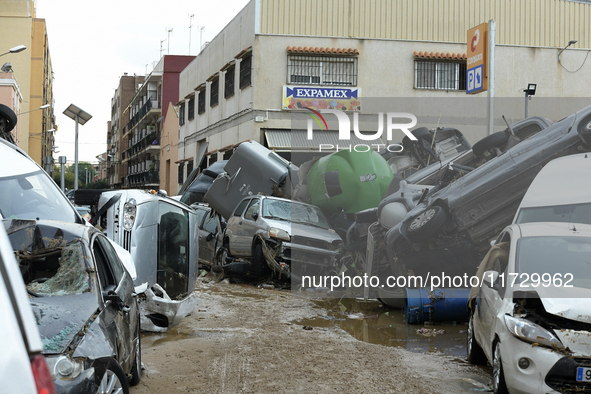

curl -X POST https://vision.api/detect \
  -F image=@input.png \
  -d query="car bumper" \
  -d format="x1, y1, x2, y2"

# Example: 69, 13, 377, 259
54, 367, 96, 394
497, 331, 575, 394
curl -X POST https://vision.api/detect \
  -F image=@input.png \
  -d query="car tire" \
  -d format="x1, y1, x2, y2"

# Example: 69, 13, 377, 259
0, 103, 17, 133
406, 205, 448, 242
493, 342, 509, 394
99, 360, 129, 394
472, 131, 509, 157
129, 318, 141, 386
467, 314, 487, 365
212, 242, 229, 273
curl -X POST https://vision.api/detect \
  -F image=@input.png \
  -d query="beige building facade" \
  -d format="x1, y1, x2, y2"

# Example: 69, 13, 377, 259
177, 0, 591, 192
0, 0, 56, 171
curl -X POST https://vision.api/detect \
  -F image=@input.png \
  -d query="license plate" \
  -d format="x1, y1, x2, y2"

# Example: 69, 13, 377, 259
577, 367, 591, 382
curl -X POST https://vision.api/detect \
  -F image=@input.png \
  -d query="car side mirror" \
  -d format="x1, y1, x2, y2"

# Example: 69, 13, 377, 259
490, 239, 497, 247
482, 270, 499, 288
206, 232, 215, 242
103, 290, 129, 312
252, 212, 259, 221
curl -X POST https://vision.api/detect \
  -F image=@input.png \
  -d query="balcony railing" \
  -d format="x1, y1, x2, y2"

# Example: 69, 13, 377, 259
127, 97, 158, 131
127, 131, 160, 159
126, 170, 159, 187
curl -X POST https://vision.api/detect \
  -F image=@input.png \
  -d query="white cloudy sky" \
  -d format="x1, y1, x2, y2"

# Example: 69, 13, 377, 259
36, 0, 250, 163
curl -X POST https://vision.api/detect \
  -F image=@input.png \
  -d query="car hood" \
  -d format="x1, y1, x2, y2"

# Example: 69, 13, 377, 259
264, 218, 342, 242
30, 292, 98, 354
527, 286, 591, 324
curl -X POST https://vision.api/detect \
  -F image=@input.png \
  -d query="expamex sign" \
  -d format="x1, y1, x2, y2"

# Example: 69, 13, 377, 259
467, 22, 488, 94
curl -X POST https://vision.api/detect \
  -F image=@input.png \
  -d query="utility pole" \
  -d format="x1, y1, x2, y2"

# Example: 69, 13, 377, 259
188, 14, 195, 55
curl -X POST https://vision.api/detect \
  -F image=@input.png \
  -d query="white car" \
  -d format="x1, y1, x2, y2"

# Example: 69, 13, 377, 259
467, 222, 591, 394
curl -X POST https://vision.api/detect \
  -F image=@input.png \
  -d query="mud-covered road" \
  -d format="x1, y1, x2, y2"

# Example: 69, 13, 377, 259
132, 278, 491, 393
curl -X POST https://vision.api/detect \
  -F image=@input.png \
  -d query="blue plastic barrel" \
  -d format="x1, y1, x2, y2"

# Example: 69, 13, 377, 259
404, 288, 470, 324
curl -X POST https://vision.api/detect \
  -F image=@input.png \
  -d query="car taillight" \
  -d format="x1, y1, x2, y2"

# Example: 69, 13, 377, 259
31, 355, 56, 394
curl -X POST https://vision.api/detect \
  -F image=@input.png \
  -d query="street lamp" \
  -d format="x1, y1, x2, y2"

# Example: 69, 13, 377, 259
523, 83, 536, 118
63, 104, 92, 190
558, 40, 577, 63
0, 45, 26, 58
18, 103, 50, 116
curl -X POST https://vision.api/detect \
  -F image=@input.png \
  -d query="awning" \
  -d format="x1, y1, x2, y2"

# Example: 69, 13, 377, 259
265, 130, 384, 152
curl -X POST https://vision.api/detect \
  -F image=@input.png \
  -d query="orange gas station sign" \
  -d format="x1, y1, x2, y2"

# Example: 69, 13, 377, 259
466, 23, 488, 94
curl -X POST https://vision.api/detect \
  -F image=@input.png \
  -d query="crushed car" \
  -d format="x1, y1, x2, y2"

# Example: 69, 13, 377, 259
467, 222, 591, 394
190, 203, 225, 268
217, 195, 343, 282
373, 107, 591, 285
6, 218, 141, 393
83, 189, 200, 332
179, 160, 228, 206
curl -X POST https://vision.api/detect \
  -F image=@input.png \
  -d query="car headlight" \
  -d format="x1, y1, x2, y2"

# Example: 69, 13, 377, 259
46, 355, 85, 380
123, 199, 137, 231
269, 227, 290, 241
504, 315, 564, 350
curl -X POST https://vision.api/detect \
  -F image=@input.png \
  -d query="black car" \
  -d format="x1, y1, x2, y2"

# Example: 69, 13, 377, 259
179, 160, 228, 206
382, 105, 591, 280
5, 219, 141, 394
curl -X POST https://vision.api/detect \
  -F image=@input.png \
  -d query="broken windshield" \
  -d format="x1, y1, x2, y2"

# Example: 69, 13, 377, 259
23, 241, 91, 297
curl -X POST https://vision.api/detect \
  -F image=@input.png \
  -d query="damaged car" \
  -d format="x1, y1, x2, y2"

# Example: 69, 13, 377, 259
467, 222, 591, 394
380, 106, 591, 282
218, 195, 343, 281
5, 219, 141, 393
88, 189, 200, 332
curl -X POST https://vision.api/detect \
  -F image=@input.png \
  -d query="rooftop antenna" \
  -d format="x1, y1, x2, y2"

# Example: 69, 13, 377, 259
199, 26, 205, 53
166, 27, 173, 55
188, 14, 195, 55
159, 39, 166, 58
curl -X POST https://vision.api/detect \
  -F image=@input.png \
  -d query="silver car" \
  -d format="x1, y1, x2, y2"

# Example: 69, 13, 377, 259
223, 196, 343, 280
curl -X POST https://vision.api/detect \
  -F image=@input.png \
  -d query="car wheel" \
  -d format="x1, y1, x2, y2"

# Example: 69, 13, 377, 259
467, 314, 487, 365
212, 242, 229, 273
129, 318, 141, 386
406, 205, 448, 242
472, 131, 509, 157
492, 343, 509, 394
98, 360, 129, 394
0, 103, 17, 133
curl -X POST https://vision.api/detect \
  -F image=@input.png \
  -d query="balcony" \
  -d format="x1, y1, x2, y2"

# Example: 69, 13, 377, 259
127, 97, 159, 132
126, 170, 159, 188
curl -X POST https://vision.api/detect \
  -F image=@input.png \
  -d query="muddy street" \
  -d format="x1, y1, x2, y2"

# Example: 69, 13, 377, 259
132, 278, 491, 393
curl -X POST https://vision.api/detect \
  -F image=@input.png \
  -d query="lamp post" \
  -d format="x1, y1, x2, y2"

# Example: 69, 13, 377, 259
63, 104, 92, 190
18, 103, 50, 116
58, 156, 67, 191
524, 83, 537, 119
0, 45, 26, 58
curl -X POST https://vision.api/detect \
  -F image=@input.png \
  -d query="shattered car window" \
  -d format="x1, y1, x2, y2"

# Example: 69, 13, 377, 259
0, 170, 78, 223
516, 236, 591, 289
23, 242, 90, 296
263, 199, 330, 229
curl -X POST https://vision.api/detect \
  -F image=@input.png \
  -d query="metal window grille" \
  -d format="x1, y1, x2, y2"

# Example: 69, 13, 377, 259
186, 160, 193, 176
210, 78, 219, 107
225, 67, 235, 98
178, 102, 185, 126
188, 97, 195, 120
239, 55, 252, 88
197, 90, 205, 114
288, 55, 358, 86
178, 163, 184, 184
414, 61, 466, 91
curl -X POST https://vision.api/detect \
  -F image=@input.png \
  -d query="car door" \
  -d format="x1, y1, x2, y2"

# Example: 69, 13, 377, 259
236, 198, 261, 257
93, 233, 137, 368
226, 198, 253, 256
199, 210, 219, 264
475, 231, 510, 359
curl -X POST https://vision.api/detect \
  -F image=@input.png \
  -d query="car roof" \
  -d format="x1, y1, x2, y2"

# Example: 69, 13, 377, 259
0, 138, 44, 177
513, 222, 591, 238
519, 153, 591, 209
